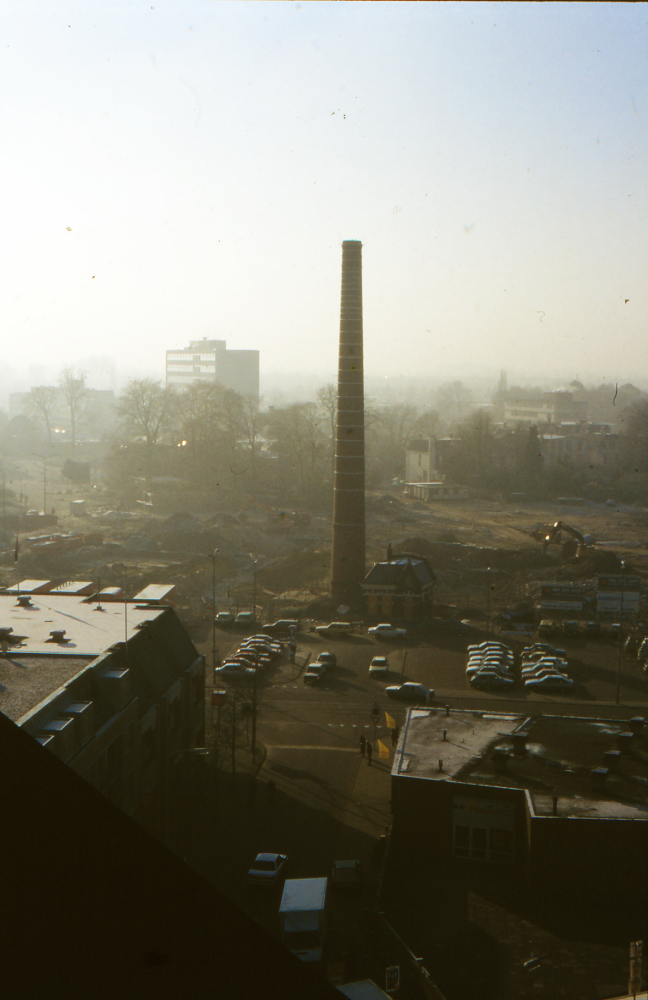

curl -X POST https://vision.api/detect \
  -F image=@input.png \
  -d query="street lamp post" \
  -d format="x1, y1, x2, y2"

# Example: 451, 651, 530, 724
616, 560, 627, 705
211, 549, 220, 670
253, 559, 257, 620
371, 701, 380, 748
486, 566, 491, 635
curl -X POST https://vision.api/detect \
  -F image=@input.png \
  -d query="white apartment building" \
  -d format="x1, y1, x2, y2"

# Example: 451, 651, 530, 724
166, 337, 259, 399
166, 338, 259, 400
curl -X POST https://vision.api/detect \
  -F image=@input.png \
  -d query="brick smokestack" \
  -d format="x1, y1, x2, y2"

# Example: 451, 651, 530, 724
331, 240, 365, 604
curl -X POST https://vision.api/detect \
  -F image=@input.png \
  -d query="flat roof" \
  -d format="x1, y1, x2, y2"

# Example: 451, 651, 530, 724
133, 584, 175, 602
4, 580, 53, 594
49, 581, 94, 595
394, 709, 648, 819
0, 594, 165, 657
0, 654, 94, 722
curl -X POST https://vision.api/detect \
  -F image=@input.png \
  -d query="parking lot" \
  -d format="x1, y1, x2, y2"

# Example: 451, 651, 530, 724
186, 617, 648, 982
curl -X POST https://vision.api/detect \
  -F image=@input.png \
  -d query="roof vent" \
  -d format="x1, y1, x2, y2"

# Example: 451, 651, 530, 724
49, 630, 67, 642
493, 748, 510, 772
16, 596, 32, 608
0, 627, 14, 639
618, 732, 634, 753
590, 767, 609, 792
603, 749, 621, 769
512, 732, 529, 756
629, 717, 645, 736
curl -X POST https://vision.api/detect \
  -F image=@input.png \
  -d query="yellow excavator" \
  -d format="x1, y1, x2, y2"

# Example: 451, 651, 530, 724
532, 520, 595, 559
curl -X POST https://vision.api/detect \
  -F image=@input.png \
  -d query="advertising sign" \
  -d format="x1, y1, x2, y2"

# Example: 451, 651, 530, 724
598, 575, 642, 592
597, 592, 641, 614
540, 584, 583, 611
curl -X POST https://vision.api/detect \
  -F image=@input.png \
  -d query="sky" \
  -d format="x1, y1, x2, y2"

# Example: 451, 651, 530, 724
1, 1, 647, 393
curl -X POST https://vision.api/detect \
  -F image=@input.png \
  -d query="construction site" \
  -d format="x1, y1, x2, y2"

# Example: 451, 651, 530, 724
2, 452, 647, 632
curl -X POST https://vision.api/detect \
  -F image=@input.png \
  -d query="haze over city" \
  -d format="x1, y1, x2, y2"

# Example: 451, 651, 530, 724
2, 0, 647, 394
1, 6, 648, 1000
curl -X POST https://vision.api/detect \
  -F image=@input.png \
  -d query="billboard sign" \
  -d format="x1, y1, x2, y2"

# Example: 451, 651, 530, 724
598, 576, 641, 614
540, 584, 583, 611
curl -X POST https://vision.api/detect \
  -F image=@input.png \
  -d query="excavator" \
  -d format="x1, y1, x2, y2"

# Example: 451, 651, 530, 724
531, 520, 595, 559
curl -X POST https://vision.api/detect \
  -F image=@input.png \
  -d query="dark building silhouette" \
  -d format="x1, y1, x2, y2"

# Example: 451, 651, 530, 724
0, 710, 343, 1000
331, 241, 366, 604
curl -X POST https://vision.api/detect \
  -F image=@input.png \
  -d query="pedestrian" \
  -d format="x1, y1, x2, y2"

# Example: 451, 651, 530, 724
267, 779, 276, 802
359, 733, 366, 757
366, 741, 373, 766
391, 725, 400, 747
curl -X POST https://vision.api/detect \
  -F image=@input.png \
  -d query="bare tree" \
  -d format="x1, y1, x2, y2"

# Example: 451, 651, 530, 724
116, 378, 178, 481
58, 367, 87, 452
436, 381, 473, 424
240, 395, 267, 484
25, 386, 59, 447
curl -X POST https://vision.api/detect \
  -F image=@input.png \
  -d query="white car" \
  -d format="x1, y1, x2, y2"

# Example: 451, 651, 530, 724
314, 622, 353, 636
470, 670, 515, 689
525, 673, 574, 691
369, 656, 389, 675
369, 624, 407, 640
247, 852, 288, 886
215, 611, 234, 625
386, 682, 433, 702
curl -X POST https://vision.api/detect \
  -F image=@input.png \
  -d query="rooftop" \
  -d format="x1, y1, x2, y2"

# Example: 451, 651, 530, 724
393, 709, 648, 819
133, 584, 176, 603
0, 594, 165, 657
0, 654, 94, 722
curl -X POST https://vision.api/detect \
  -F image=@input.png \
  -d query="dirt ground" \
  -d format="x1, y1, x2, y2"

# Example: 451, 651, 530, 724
2, 458, 648, 624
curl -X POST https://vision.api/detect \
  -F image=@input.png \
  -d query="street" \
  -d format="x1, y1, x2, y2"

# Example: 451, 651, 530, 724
180, 617, 648, 985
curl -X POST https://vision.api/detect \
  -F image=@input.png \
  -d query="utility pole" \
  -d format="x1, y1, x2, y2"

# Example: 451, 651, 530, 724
251, 659, 258, 762
252, 558, 257, 619
211, 549, 219, 670
616, 560, 626, 705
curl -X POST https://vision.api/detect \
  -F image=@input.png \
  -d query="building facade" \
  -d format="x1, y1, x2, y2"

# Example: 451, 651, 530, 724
391, 708, 648, 899
166, 338, 259, 400
0, 591, 205, 837
405, 438, 437, 484
362, 552, 435, 621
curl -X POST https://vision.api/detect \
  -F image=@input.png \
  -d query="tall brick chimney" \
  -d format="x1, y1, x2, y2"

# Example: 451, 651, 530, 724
331, 240, 366, 604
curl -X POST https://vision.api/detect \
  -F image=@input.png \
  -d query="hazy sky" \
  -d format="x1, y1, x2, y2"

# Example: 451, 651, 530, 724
2, 1, 647, 389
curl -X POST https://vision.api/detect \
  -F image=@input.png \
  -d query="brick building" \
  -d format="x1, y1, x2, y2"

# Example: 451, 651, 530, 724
391, 708, 648, 898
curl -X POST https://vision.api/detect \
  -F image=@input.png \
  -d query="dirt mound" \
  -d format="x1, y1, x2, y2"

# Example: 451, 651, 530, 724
395, 535, 553, 572
256, 549, 331, 593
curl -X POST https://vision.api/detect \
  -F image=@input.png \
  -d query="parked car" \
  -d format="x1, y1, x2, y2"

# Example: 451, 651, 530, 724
538, 620, 559, 636
369, 656, 389, 675
386, 682, 432, 702
247, 852, 288, 886
525, 673, 574, 691
470, 671, 515, 689
316, 651, 337, 668
314, 622, 353, 636
562, 621, 579, 634
637, 638, 648, 662
214, 663, 256, 679
235, 611, 255, 626
303, 662, 328, 684
215, 611, 234, 625
583, 621, 600, 635
261, 620, 299, 637
525, 642, 566, 654
331, 860, 363, 889
368, 624, 407, 640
